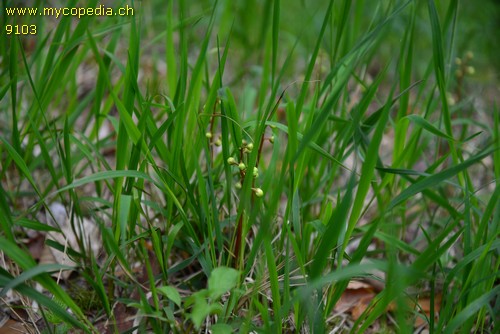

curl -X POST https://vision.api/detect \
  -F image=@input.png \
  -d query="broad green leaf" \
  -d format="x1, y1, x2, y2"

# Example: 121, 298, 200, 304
208, 267, 240, 300
211, 324, 233, 334
157, 285, 182, 307
188, 290, 222, 330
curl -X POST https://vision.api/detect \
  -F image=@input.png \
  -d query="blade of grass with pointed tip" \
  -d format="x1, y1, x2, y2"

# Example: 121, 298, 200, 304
342, 84, 396, 256
0, 264, 73, 298
310, 172, 355, 279
9, 35, 21, 153
295, 0, 334, 117
165, 0, 177, 96
264, 238, 282, 334
494, 105, 500, 179
405, 114, 455, 141
293, 61, 353, 163
0, 183, 15, 241
443, 286, 500, 334
15, 218, 60, 233
427, 0, 463, 178
50, 170, 155, 197
1, 137, 42, 199
393, 3, 416, 163
86, 31, 141, 145
388, 148, 494, 211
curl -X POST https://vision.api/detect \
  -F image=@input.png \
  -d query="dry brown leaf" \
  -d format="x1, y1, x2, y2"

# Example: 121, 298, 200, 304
351, 294, 375, 320
334, 280, 377, 319
413, 294, 442, 327
95, 303, 136, 334
347, 280, 372, 290
386, 294, 442, 327
334, 281, 442, 328
26, 233, 45, 261
0, 319, 34, 334
416, 294, 442, 313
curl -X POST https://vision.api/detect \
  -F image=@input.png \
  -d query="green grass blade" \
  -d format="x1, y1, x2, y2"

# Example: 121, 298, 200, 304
0, 269, 89, 331
443, 286, 500, 334
388, 148, 494, 211
343, 84, 396, 254
0, 264, 73, 298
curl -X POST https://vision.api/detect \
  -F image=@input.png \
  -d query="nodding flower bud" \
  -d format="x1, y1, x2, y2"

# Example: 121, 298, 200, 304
246, 143, 254, 151
466, 66, 475, 75
241, 139, 247, 146
238, 162, 246, 170
235, 181, 242, 189
269, 135, 275, 144
227, 157, 237, 165
455, 57, 462, 65
205, 132, 213, 139
253, 167, 259, 177
253, 188, 264, 197
215, 139, 222, 146
465, 51, 474, 60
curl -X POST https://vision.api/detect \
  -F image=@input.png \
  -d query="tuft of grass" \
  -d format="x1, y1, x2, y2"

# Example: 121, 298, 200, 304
0, 0, 498, 333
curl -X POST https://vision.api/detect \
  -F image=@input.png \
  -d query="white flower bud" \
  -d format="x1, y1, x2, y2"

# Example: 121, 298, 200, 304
253, 188, 264, 197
